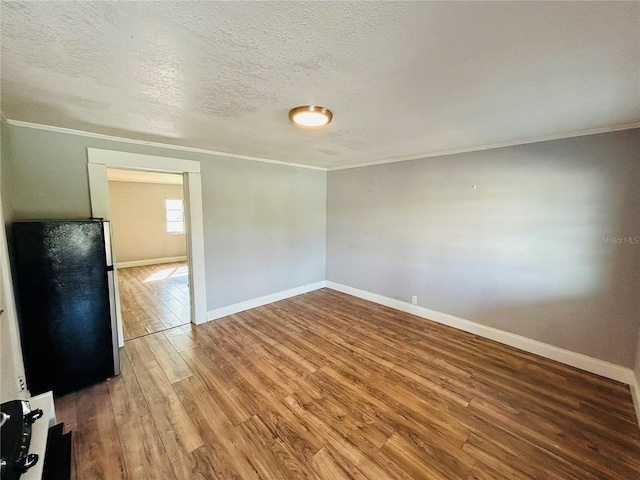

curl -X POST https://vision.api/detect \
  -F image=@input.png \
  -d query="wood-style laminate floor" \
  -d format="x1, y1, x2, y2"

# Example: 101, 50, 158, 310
118, 262, 190, 340
55, 289, 640, 479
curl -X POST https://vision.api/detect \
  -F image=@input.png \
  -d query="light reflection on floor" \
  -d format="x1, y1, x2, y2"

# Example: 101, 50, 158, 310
144, 266, 188, 283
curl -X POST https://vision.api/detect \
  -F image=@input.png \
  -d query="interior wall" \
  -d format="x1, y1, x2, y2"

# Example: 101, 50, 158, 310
1, 121, 27, 401
108, 180, 186, 264
201, 157, 326, 307
3, 124, 327, 313
1, 123, 15, 224
327, 129, 640, 367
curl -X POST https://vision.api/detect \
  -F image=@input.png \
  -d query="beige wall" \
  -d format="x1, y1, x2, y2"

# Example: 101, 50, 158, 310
108, 181, 186, 264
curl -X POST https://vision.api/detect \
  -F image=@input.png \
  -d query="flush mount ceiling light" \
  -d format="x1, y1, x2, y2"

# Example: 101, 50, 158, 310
289, 105, 333, 127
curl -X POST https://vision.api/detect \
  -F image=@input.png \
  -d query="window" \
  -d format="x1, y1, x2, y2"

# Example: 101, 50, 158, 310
165, 198, 185, 234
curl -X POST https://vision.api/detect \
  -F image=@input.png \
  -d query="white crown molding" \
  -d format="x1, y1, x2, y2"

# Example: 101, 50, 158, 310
327, 122, 640, 171
5, 119, 326, 171
6, 118, 640, 173
325, 281, 636, 385
89, 147, 200, 173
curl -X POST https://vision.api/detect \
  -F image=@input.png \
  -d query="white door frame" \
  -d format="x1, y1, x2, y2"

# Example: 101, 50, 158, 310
87, 148, 207, 347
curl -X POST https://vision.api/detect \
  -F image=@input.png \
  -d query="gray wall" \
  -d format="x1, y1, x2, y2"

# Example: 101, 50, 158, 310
201, 157, 326, 307
327, 129, 640, 367
2, 124, 326, 312
1, 123, 15, 224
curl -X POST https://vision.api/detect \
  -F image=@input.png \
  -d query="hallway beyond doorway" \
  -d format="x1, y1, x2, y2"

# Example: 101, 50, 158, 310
118, 262, 190, 340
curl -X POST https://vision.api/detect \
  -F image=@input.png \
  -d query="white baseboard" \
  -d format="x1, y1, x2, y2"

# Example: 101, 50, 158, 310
116, 256, 187, 269
207, 281, 327, 322
325, 281, 636, 386
631, 373, 640, 427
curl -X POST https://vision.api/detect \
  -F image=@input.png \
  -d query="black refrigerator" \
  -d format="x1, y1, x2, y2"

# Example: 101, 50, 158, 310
12, 220, 121, 396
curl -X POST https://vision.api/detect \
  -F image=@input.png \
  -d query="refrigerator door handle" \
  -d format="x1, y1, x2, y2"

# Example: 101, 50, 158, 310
106, 269, 121, 376
103, 221, 113, 267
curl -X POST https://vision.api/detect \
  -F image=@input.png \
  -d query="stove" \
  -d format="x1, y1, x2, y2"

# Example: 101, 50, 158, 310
1, 400, 43, 480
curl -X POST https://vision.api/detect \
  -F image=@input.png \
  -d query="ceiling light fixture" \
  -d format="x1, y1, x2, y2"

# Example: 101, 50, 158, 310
289, 105, 333, 128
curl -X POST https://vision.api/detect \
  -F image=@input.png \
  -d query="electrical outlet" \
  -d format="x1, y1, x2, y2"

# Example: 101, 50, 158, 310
17, 375, 26, 392
411, 295, 418, 305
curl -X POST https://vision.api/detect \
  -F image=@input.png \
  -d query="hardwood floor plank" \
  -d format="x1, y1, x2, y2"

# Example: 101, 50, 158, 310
284, 392, 417, 480
221, 320, 328, 403
237, 414, 321, 480
172, 375, 262, 480
316, 365, 471, 452
466, 461, 524, 480
108, 349, 149, 426
225, 320, 324, 398
213, 318, 298, 399
119, 414, 175, 480
125, 338, 203, 461
466, 395, 640, 479
257, 399, 324, 463
145, 331, 193, 383
171, 445, 225, 480
74, 383, 127, 480
69, 439, 79, 480
179, 345, 255, 424
284, 393, 411, 480
55, 393, 80, 480
312, 445, 370, 480
54, 391, 78, 433
461, 429, 600, 480
382, 432, 473, 480
239, 309, 324, 372
164, 326, 197, 352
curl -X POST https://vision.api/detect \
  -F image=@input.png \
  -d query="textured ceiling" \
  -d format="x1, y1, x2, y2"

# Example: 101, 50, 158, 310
1, 1, 639, 168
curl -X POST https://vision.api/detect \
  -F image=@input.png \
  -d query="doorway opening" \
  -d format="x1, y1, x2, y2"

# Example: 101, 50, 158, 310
87, 148, 207, 349
107, 168, 190, 340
